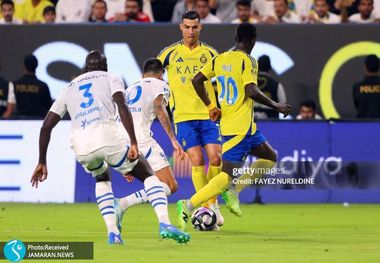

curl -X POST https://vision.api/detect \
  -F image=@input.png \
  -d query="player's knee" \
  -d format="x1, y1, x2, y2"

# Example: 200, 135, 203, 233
170, 180, 178, 193
209, 154, 222, 166
189, 155, 204, 166
270, 150, 278, 163
95, 172, 110, 182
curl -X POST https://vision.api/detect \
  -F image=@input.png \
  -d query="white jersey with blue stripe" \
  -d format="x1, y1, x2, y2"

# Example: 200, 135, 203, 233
125, 77, 170, 142
50, 71, 127, 155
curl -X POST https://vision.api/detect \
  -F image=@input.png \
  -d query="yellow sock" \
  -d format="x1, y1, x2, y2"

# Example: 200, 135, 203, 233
190, 172, 229, 207
206, 165, 221, 206
235, 159, 275, 193
191, 166, 207, 191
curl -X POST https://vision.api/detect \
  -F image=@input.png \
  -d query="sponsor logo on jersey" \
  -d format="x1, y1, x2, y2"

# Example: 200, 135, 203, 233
200, 54, 207, 64
222, 65, 232, 72
176, 57, 184, 63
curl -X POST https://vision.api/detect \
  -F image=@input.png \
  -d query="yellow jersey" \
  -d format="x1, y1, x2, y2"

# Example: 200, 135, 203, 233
15, 0, 53, 23
158, 41, 218, 124
200, 49, 258, 136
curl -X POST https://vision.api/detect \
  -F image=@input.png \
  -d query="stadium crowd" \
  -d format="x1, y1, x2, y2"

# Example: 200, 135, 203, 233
0, 0, 380, 24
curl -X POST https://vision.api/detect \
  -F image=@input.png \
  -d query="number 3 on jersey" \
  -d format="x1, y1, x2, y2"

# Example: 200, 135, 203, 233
79, 83, 94, 108
217, 76, 238, 105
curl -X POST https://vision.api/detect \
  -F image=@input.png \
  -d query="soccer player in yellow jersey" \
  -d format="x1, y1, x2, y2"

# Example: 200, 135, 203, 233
176, 23, 291, 230
157, 11, 224, 226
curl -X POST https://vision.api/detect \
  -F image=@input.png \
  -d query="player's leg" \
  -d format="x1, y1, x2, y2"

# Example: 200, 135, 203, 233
176, 160, 238, 230
177, 135, 248, 230
177, 121, 209, 197
234, 131, 277, 193
113, 152, 190, 243
222, 131, 277, 216
204, 143, 224, 225
117, 142, 176, 211
77, 153, 123, 244
201, 120, 224, 224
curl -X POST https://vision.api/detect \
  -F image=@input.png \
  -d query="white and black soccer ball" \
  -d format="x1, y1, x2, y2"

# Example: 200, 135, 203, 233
191, 207, 217, 231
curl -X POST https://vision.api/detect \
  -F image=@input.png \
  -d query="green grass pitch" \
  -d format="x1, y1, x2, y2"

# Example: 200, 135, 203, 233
1, 203, 380, 263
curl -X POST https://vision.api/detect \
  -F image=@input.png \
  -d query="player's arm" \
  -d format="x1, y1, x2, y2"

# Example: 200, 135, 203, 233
243, 56, 291, 116
113, 91, 138, 160
31, 111, 61, 188
192, 59, 221, 121
154, 94, 185, 159
245, 84, 291, 117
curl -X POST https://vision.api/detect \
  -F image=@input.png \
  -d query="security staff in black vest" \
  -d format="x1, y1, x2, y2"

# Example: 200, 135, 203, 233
254, 55, 287, 119
0, 60, 16, 118
353, 54, 380, 119
13, 55, 52, 118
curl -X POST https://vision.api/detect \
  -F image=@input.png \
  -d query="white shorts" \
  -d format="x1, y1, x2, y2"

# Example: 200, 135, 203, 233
139, 138, 169, 172
76, 144, 138, 177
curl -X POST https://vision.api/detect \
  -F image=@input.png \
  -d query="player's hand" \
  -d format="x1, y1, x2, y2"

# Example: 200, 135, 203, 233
275, 103, 292, 117
209, 107, 221, 121
127, 144, 139, 161
171, 139, 185, 160
30, 163, 48, 188
123, 173, 134, 183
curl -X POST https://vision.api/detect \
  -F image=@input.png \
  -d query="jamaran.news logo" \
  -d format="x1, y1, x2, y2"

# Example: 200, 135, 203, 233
3, 240, 26, 262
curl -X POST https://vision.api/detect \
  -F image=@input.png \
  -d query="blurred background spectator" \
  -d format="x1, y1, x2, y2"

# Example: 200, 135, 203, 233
171, 0, 194, 23
13, 55, 52, 118
296, 100, 323, 120
330, 0, 358, 16
353, 55, 380, 118
56, 0, 91, 23
348, 0, 379, 23
89, 0, 108, 22
254, 55, 287, 119
306, 0, 341, 23
112, 0, 151, 22
42, 5, 55, 23
209, 0, 237, 22
0, 0, 22, 24
14, 0, 53, 23
273, 0, 301, 23
0, 59, 15, 118
231, 0, 258, 24
195, 0, 220, 23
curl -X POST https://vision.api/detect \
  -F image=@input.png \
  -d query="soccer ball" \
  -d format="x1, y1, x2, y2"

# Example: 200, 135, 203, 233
191, 207, 217, 231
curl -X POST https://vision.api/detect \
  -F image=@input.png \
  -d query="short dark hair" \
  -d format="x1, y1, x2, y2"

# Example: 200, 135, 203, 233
300, 100, 316, 111
127, 0, 142, 10
43, 6, 55, 16
182, 10, 200, 21
196, 0, 209, 4
93, 0, 107, 8
359, 0, 373, 5
365, 54, 379, 73
24, 54, 38, 73
236, 0, 251, 8
85, 50, 107, 72
258, 55, 271, 72
236, 22, 257, 42
143, 58, 163, 74
1, 0, 14, 8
